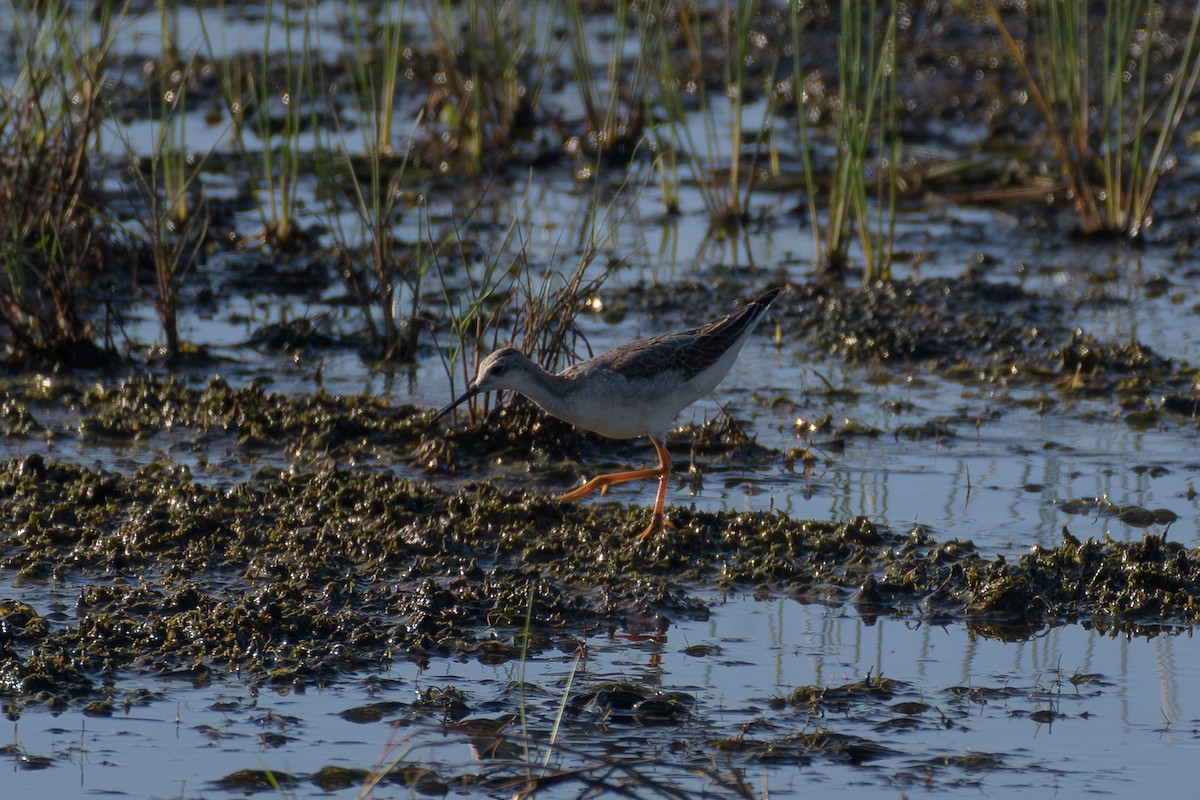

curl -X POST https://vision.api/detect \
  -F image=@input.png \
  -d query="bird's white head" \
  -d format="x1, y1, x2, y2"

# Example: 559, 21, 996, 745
430, 347, 538, 424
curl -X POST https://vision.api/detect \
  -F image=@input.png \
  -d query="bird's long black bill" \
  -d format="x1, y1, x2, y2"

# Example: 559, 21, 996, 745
429, 386, 481, 427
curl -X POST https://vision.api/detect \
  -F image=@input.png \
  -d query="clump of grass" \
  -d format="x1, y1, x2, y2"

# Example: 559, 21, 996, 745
649, 0, 781, 229
424, 0, 555, 173
820, 0, 898, 280
315, 0, 435, 363
117, 0, 212, 360
0, 1, 120, 359
564, 0, 648, 162
430, 181, 623, 429
199, 0, 313, 249
346, 0, 408, 156
429, 218, 592, 428
985, 0, 1200, 237
428, 213, 519, 425
789, 1, 822, 260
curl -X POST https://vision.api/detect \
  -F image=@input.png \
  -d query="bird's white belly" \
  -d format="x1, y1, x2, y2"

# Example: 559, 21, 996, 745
534, 371, 712, 440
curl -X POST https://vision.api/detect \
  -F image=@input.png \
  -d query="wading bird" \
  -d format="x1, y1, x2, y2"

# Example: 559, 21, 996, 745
431, 287, 783, 538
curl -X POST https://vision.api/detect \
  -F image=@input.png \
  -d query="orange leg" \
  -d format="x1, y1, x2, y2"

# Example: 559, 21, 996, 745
554, 466, 662, 502
636, 438, 674, 539
555, 437, 674, 539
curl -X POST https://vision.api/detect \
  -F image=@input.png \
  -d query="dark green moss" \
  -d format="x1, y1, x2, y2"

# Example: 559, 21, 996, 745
784, 676, 905, 711
1, 458, 1198, 704
310, 765, 372, 792
791, 277, 1063, 366
712, 730, 893, 764
213, 769, 295, 792
785, 277, 1200, 423
71, 374, 427, 452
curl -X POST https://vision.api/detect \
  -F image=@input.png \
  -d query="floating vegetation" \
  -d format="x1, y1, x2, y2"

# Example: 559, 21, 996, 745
0, 457, 1194, 708
787, 276, 1200, 424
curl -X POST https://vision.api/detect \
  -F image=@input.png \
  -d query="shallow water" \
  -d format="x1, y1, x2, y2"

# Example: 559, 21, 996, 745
4, 1, 1200, 797
5, 589, 1199, 798
5, 172, 1197, 799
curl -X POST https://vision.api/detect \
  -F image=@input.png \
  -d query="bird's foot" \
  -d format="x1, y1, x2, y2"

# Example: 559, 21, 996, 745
636, 514, 674, 540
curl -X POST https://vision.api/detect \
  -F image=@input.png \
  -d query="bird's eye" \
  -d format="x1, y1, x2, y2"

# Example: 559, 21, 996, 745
491, 363, 507, 376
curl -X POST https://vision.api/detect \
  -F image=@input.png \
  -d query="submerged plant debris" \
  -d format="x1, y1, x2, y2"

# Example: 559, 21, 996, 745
0, 456, 1193, 710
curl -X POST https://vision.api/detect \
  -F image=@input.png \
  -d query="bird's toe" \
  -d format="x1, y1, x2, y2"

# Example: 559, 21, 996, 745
636, 515, 667, 540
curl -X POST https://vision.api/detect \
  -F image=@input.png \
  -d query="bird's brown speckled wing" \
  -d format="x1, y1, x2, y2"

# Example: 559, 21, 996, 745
571, 288, 782, 382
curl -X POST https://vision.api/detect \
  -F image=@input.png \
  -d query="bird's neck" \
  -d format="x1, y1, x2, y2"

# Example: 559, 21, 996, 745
512, 363, 576, 419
